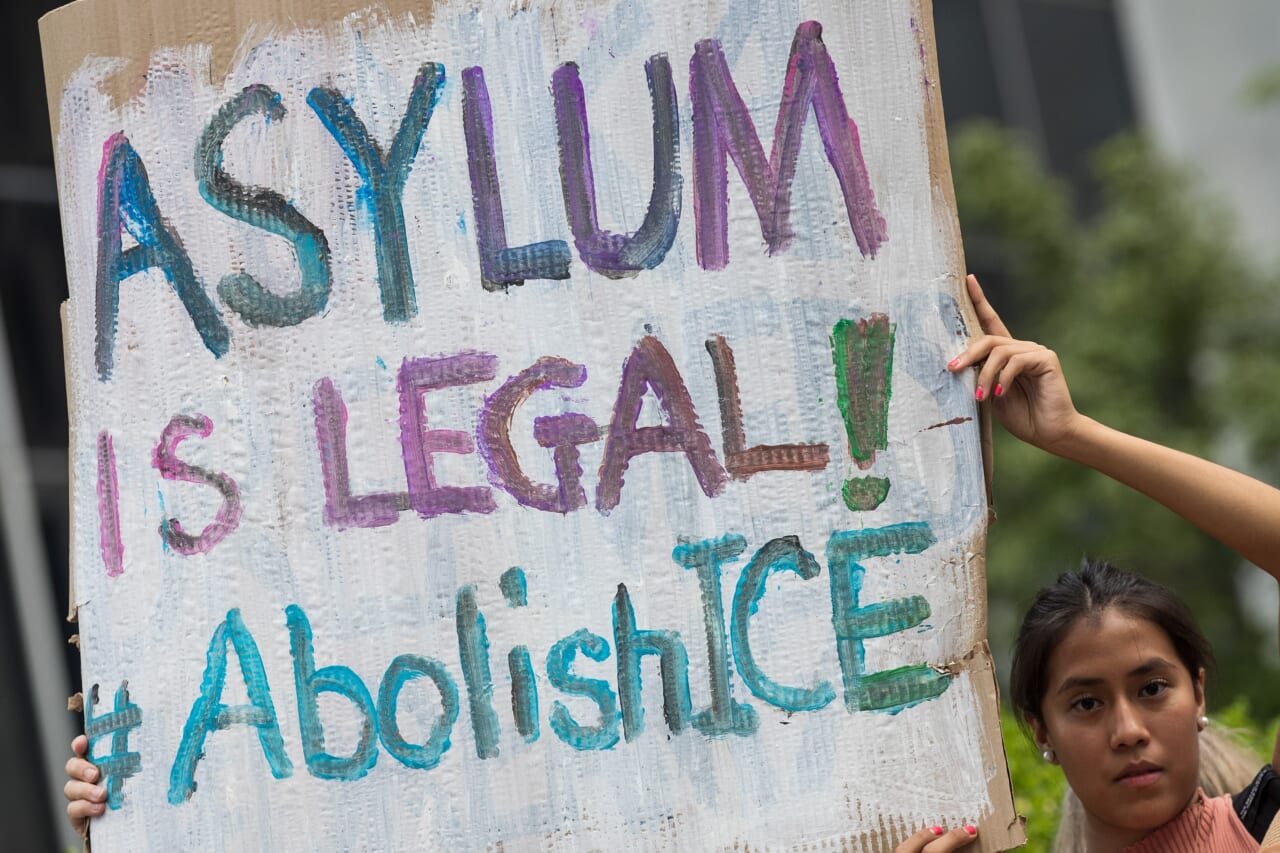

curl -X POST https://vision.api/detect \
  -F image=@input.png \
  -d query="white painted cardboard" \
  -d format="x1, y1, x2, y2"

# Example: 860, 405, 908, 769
41, 0, 1024, 849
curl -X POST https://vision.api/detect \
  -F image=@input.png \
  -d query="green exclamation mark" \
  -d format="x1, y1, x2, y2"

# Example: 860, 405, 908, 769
830, 314, 894, 511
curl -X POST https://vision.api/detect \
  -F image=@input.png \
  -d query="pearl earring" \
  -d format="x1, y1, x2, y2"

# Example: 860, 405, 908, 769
1042, 748, 1055, 763
1198, 716, 1209, 732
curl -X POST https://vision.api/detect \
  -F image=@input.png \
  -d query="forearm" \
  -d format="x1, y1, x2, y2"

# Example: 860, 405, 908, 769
1052, 415, 1280, 580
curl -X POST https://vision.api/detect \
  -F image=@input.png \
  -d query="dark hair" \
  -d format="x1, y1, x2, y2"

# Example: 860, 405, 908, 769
1009, 559, 1214, 727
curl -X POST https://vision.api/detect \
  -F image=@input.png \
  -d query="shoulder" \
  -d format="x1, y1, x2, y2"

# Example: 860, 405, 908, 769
1231, 765, 1280, 843
1125, 791, 1254, 853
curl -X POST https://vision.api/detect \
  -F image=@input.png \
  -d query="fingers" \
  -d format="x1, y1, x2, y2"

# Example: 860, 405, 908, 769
946, 333, 1015, 372
895, 825, 978, 853
948, 335, 1055, 398
896, 826, 943, 852
965, 274, 1010, 338
928, 826, 979, 851
973, 341, 1053, 400
66, 736, 105, 830
65, 779, 107, 832
993, 348, 1062, 397
66, 754, 98, 784
65, 779, 106, 808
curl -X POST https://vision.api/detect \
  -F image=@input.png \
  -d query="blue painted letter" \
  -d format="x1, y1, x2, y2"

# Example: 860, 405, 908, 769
377, 654, 459, 771
169, 609, 291, 804
457, 586, 501, 759
308, 64, 445, 321
546, 629, 620, 750
287, 604, 379, 780
731, 536, 834, 712
672, 534, 757, 736
826, 522, 950, 713
197, 85, 331, 326
613, 582, 692, 741
95, 133, 229, 380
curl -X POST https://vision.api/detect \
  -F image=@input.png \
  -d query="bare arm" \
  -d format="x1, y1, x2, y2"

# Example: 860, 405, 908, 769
949, 274, 1280, 581
1052, 418, 1280, 580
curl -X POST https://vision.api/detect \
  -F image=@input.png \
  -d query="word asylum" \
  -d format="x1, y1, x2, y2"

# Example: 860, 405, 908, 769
93, 21, 886, 380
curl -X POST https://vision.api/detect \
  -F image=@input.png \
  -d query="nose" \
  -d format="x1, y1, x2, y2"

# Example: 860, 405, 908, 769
1109, 698, 1150, 750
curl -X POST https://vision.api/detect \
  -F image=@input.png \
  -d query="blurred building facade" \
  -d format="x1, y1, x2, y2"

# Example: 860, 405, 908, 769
1, 0, 1276, 849
1118, 0, 1280, 266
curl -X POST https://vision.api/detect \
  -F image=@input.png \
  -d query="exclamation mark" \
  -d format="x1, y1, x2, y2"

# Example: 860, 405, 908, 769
830, 314, 894, 511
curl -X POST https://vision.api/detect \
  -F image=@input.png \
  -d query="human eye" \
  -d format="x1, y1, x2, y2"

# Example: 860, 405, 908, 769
1138, 679, 1170, 699
1069, 695, 1101, 713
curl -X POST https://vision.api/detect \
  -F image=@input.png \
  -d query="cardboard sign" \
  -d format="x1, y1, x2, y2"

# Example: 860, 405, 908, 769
42, 0, 1023, 849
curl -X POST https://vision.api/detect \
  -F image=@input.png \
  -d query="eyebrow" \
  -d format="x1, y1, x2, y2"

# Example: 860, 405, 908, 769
1054, 657, 1180, 695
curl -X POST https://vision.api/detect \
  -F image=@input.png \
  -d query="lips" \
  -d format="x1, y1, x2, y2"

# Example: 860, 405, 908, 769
1115, 761, 1164, 788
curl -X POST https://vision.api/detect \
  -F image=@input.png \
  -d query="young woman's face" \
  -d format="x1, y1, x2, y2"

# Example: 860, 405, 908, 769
1031, 607, 1205, 849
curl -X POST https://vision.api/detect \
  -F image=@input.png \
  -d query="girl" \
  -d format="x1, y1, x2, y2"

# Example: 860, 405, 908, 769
898, 275, 1280, 852
1055, 726, 1266, 852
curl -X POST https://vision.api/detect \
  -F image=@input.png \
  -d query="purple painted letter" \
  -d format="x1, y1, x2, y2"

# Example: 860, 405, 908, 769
313, 377, 408, 529
151, 414, 242, 554
97, 431, 124, 577
478, 357, 595, 513
551, 55, 680, 277
398, 353, 499, 519
597, 336, 727, 512
689, 21, 887, 270
462, 67, 572, 291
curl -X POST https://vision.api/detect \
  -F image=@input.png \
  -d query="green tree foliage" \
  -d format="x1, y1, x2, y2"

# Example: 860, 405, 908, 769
949, 122, 1280, 719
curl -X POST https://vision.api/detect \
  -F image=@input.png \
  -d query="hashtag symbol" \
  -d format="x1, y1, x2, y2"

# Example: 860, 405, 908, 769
84, 681, 143, 809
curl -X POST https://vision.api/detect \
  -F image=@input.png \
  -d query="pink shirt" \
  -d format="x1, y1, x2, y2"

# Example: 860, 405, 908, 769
1123, 790, 1258, 852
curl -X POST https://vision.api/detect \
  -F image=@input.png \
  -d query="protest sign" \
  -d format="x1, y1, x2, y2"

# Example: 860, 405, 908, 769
42, 0, 1024, 848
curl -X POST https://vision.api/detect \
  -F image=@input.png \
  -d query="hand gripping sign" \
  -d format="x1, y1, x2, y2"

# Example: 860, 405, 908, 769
41, 0, 1024, 849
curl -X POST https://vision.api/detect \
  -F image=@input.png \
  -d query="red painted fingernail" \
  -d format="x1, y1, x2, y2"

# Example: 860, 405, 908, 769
931, 826, 943, 836
994, 383, 1004, 397
965, 825, 977, 835
947, 358, 960, 370
974, 387, 985, 401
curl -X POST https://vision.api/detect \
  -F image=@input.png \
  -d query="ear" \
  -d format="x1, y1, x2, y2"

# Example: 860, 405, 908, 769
1194, 667, 1206, 719
1028, 714, 1051, 753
